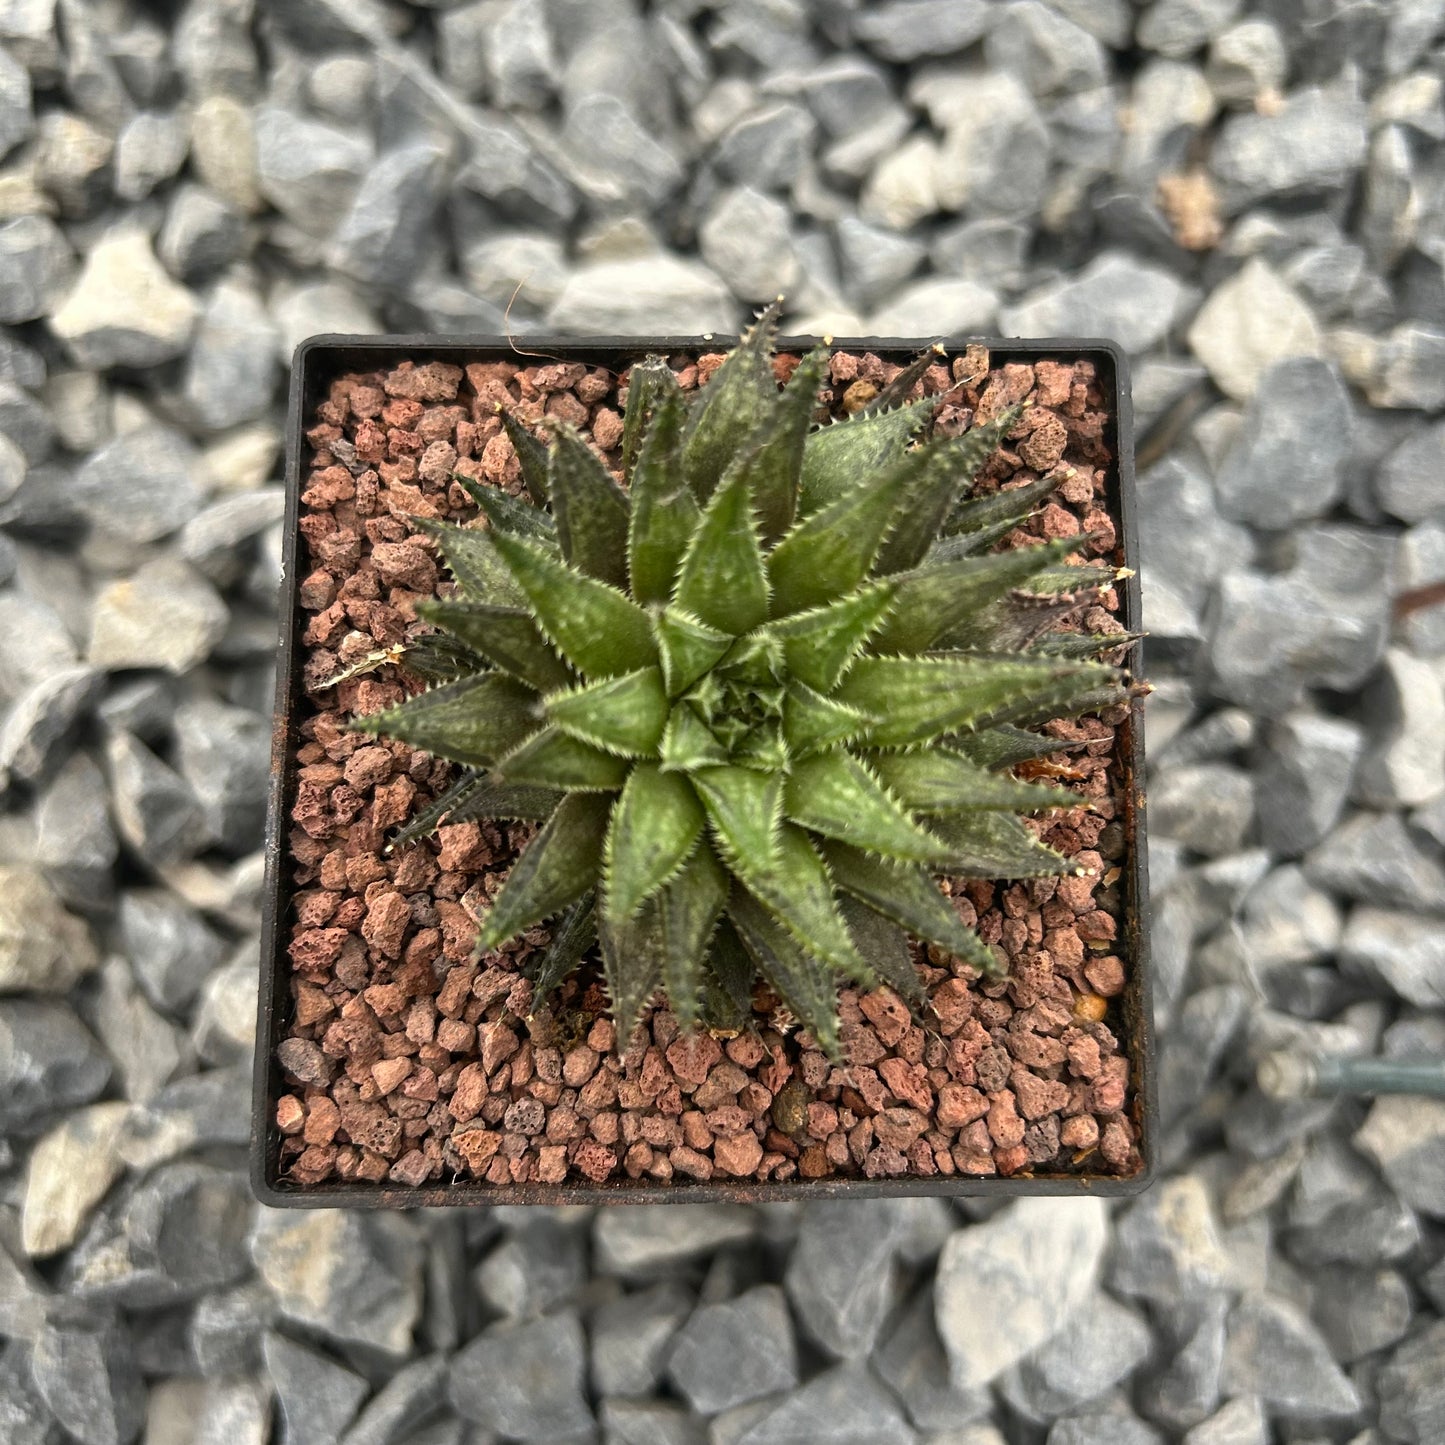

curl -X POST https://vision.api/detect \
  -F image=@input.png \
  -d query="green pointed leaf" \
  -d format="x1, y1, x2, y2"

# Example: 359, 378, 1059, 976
351, 673, 539, 768
452, 473, 557, 544
727, 887, 843, 1061
492, 726, 630, 791
547, 424, 631, 587
781, 684, 873, 757
545, 667, 669, 757
866, 748, 1079, 813
949, 725, 1080, 770
768, 462, 915, 617
869, 537, 1088, 656
603, 763, 706, 923
499, 410, 550, 505
964, 670, 1129, 733
399, 632, 490, 685
491, 533, 657, 679
627, 390, 698, 606
476, 792, 611, 950
837, 894, 923, 1006
699, 919, 755, 1033
413, 518, 525, 607
1030, 628, 1141, 660
622, 355, 683, 478
835, 654, 1118, 748
731, 823, 869, 984
873, 409, 1020, 575
653, 607, 733, 697
445, 778, 564, 824
784, 751, 949, 863
672, 466, 770, 635
387, 769, 487, 853
526, 893, 597, 1001
943, 469, 1058, 541
658, 704, 729, 772
692, 765, 783, 869
657, 844, 729, 1030
600, 900, 663, 1044
926, 809, 1079, 878
416, 599, 571, 693
681, 300, 781, 501
745, 344, 830, 543
822, 841, 1000, 974
798, 394, 937, 514
1014, 559, 1118, 597
862, 346, 942, 414
769, 582, 896, 692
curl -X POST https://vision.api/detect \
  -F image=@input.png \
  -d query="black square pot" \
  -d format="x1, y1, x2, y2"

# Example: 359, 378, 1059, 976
252, 333, 1156, 1207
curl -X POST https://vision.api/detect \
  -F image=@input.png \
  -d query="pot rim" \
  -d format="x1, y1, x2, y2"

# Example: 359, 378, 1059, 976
252, 332, 1156, 1208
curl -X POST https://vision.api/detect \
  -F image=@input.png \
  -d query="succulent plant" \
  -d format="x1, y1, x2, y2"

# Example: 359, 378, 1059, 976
351, 307, 1133, 1058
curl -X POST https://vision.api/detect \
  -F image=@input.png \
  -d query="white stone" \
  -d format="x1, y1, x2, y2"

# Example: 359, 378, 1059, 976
189, 95, 262, 213
1187, 258, 1322, 402
88, 557, 228, 675
270, 280, 380, 362
1356, 1095, 1445, 1219
1353, 647, 1445, 807
0, 864, 98, 993
860, 132, 942, 230
49, 228, 199, 369
547, 254, 733, 335
935, 1197, 1109, 1390
22, 1101, 130, 1256
869, 278, 998, 336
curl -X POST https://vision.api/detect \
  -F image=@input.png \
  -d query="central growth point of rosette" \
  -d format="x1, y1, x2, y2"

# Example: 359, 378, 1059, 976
350, 304, 1133, 1059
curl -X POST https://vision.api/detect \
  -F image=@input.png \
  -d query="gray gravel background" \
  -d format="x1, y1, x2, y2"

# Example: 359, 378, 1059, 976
2, 1, 1444, 1442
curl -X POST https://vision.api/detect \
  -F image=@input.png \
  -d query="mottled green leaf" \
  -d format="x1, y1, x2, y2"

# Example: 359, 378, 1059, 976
867, 748, 1079, 812
599, 899, 664, 1044
452, 473, 557, 544
966, 670, 1128, 733
526, 893, 596, 1001
545, 667, 669, 757
413, 517, 525, 607
653, 607, 732, 697
798, 394, 936, 514
942, 469, 1058, 542
869, 536, 1087, 656
547, 424, 631, 587
659, 704, 729, 772
949, 725, 1078, 770
681, 300, 781, 501
476, 792, 611, 950
1030, 628, 1140, 660
492, 725, 630, 791
745, 344, 830, 542
692, 765, 783, 869
416, 599, 571, 693
822, 841, 1000, 974
672, 466, 770, 635
770, 581, 896, 693
728, 887, 843, 1060
387, 769, 487, 853
627, 390, 697, 606
499, 410, 550, 505
657, 844, 729, 1030
603, 763, 706, 924
768, 462, 915, 617
491, 533, 656, 679
873, 408, 1020, 575
699, 918, 755, 1033
837, 894, 923, 1006
926, 810, 1078, 879
781, 684, 872, 757
622, 354, 683, 478
863, 346, 943, 414
785, 751, 949, 864
400, 632, 489, 684
836, 654, 1117, 748
351, 673, 539, 768
732, 823, 868, 984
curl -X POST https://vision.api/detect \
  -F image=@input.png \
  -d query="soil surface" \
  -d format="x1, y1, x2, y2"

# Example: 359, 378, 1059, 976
272, 345, 1142, 1192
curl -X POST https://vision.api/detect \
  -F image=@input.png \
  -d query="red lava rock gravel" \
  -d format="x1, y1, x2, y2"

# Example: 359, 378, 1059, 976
273, 346, 1141, 1192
